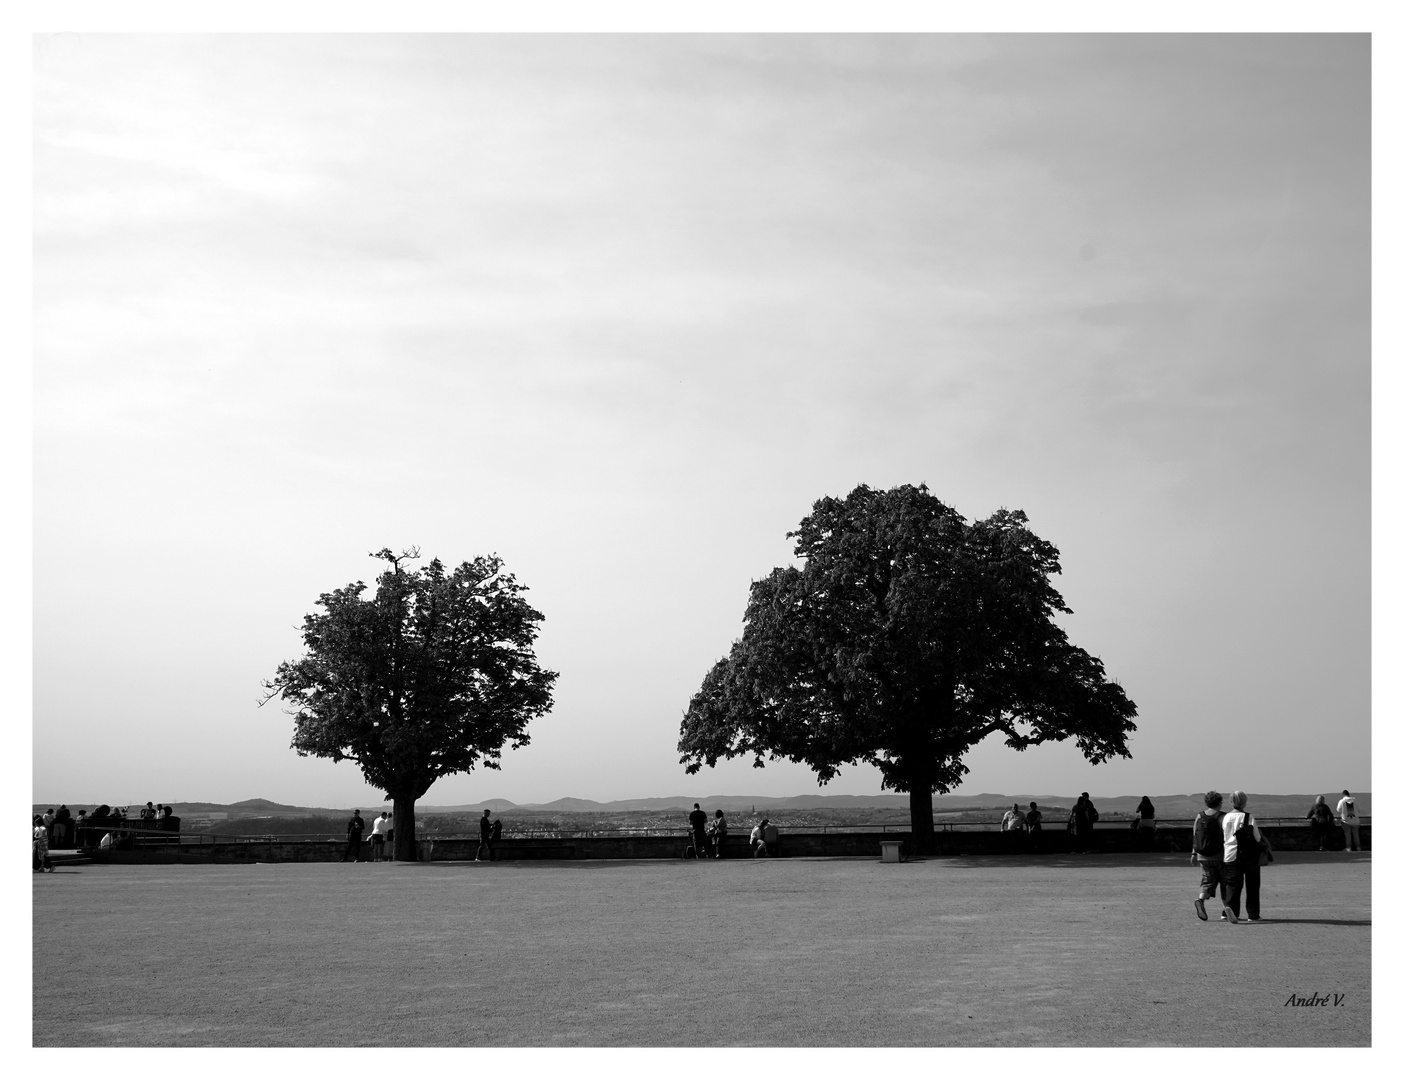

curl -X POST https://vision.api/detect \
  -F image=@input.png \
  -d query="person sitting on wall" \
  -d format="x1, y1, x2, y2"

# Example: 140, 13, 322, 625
752, 818, 780, 858
139, 802, 155, 820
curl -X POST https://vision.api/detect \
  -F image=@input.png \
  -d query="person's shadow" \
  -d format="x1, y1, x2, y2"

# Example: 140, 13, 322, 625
1252, 917, 1370, 926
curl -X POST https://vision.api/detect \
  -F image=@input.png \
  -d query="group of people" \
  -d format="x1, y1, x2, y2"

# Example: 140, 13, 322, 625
999, 800, 1044, 844
1306, 791, 1363, 851
1000, 792, 1102, 851
342, 809, 395, 862
137, 801, 176, 823
342, 807, 507, 863
34, 806, 74, 850
686, 803, 779, 858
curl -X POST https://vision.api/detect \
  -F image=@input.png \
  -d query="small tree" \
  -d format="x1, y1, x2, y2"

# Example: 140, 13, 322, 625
678, 485, 1137, 853
263, 548, 557, 860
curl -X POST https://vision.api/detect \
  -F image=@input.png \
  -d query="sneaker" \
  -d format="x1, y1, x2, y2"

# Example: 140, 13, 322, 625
1219, 911, 1229, 921
1226, 909, 1239, 924
1248, 917, 1261, 922
1195, 898, 1208, 921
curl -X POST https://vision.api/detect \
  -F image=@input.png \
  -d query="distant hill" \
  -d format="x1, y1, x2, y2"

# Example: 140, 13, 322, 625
34, 791, 1369, 820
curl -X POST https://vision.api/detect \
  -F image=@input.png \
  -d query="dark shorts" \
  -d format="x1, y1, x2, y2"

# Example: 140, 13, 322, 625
1198, 859, 1226, 897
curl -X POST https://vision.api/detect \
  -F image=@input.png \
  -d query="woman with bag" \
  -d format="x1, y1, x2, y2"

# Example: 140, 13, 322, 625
1220, 790, 1268, 923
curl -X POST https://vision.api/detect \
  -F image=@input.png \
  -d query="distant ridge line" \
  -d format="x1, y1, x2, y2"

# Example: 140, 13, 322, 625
34, 791, 1371, 817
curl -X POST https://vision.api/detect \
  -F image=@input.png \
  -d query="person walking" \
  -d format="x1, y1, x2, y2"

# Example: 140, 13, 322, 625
688, 803, 709, 860
476, 809, 495, 862
33, 815, 55, 873
1133, 796, 1156, 851
1191, 790, 1227, 921
343, 810, 365, 862
708, 809, 728, 858
1305, 796, 1335, 851
1221, 790, 1265, 923
1336, 790, 1362, 851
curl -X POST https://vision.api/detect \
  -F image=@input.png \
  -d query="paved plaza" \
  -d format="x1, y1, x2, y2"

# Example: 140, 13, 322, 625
33, 851, 1369, 1047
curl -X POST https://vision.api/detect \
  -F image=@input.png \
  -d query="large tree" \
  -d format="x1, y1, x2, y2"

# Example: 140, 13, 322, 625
263, 548, 557, 860
678, 485, 1137, 853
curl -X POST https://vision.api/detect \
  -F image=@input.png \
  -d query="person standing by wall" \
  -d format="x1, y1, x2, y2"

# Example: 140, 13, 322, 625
1191, 790, 1227, 921
343, 810, 365, 862
1069, 793, 1099, 852
54, 805, 72, 848
1306, 796, 1335, 851
708, 809, 728, 858
33, 815, 55, 872
1336, 790, 1362, 851
688, 803, 709, 860
1221, 790, 1265, 923
476, 809, 495, 862
1133, 796, 1156, 851
368, 811, 390, 862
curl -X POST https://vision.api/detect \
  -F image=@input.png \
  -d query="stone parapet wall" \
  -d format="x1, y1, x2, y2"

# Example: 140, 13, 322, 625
91, 822, 1368, 864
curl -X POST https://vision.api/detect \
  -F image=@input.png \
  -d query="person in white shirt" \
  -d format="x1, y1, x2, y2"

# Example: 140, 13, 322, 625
1336, 790, 1361, 852
369, 812, 391, 862
1220, 790, 1265, 923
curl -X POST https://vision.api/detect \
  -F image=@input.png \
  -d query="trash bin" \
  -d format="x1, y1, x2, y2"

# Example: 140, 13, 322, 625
880, 840, 903, 863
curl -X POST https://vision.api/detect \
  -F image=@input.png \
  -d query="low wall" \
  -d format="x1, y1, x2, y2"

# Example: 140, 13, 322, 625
89, 823, 1368, 865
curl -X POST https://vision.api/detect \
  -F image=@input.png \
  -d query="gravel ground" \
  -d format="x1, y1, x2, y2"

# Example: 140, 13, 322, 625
33, 851, 1369, 1047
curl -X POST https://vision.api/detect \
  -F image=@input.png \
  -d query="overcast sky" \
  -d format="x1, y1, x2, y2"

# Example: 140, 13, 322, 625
32, 34, 1370, 808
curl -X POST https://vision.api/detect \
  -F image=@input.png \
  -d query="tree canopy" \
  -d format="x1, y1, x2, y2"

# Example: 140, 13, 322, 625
263, 548, 557, 860
677, 485, 1137, 852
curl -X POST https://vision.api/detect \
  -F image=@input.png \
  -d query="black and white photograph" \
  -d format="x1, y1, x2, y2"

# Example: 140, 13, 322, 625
25, 9, 1384, 1063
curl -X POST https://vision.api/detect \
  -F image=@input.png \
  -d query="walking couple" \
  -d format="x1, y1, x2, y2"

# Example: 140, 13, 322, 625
1191, 789, 1272, 924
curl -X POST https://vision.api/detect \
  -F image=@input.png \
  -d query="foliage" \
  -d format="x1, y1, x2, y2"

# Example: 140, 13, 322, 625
263, 549, 557, 857
677, 484, 1137, 849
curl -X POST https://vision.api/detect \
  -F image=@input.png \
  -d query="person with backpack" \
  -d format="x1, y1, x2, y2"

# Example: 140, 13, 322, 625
1191, 790, 1227, 921
1336, 790, 1362, 851
1221, 790, 1266, 923
1306, 796, 1335, 851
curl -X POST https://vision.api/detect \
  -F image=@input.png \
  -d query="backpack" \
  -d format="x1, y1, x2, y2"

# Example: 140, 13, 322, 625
1194, 811, 1224, 858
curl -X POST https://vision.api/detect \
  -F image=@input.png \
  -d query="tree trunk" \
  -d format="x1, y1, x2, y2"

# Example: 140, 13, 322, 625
392, 794, 417, 861
909, 778, 936, 856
